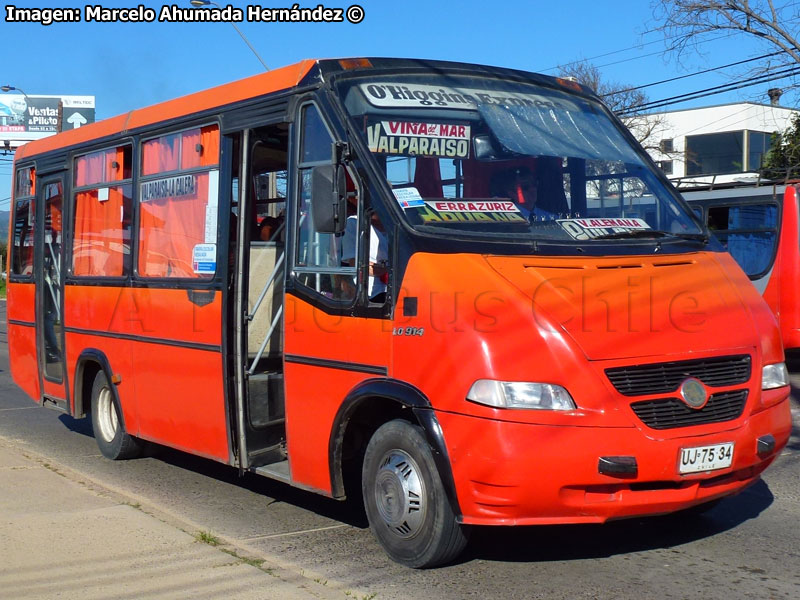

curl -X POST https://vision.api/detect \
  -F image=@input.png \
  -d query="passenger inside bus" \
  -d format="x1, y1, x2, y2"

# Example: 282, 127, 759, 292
488, 159, 571, 221
257, 214, 285, 242
491, 166, 553, 221
341, 209, 388, 303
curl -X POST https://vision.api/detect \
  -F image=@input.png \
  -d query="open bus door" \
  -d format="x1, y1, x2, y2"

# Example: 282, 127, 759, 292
35, 174, 69, 410
231, 124, 290, 474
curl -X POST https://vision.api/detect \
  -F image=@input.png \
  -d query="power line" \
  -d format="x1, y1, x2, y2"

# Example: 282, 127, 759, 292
618, 65, 800, 115
678, 105, 754, 136
543, 30, 738, 74
540, 37, 667, 72
605, 51, 787, 96
593, 49, 669, 71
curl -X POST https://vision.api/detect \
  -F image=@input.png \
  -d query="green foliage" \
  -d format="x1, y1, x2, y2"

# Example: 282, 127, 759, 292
195, 530, 221, 546
762, 114, 800, 182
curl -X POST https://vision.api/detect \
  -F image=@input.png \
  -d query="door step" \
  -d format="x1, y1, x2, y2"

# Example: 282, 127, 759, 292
42, 397, 68, 413
253, 459, 291, 484
247, 372, 285, 428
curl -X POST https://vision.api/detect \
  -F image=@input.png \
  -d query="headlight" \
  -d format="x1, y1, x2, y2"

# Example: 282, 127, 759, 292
762, 363, 789, 390
466, 380, 577, 410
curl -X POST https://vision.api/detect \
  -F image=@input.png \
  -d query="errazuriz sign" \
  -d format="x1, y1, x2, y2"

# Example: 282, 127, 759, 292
0, 95, 95, 149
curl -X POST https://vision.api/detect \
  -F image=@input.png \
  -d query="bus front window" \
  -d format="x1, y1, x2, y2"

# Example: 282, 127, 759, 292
338, 74, 703, 245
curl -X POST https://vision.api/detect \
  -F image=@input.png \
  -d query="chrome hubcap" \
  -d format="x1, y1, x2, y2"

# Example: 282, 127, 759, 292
373, 450, 426, 538
96, 387, 119, 443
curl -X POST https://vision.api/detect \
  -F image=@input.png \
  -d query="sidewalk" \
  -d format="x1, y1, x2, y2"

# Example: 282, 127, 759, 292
0, 438, 346, 600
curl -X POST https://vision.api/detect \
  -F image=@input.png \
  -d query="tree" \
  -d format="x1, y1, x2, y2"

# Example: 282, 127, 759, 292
557, 61, 675, 199
762, 113, 800, 181
557, 61, 670, 152
652, 1, 800, 95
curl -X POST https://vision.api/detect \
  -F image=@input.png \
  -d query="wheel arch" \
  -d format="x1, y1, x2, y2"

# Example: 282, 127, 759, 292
73, 349, 124, 427
328, 378, 461, 518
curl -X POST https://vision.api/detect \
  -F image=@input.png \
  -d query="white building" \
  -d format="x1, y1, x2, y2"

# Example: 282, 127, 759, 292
638, 93, 798, 188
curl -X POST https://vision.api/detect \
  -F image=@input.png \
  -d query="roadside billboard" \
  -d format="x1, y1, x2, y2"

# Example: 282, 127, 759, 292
0, 95, 95, 149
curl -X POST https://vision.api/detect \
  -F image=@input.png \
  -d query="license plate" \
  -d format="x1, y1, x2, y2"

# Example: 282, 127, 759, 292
679, 442, 734, 474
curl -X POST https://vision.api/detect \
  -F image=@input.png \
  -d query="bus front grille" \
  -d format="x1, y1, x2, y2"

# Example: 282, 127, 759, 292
605, 355, 751, 396
630, 390, 748, 430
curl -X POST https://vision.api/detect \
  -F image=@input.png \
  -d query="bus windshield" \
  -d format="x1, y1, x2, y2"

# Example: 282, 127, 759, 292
339, 73, 703, 243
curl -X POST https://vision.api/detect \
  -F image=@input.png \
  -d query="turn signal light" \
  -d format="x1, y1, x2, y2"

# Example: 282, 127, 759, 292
339, 58, 373, 70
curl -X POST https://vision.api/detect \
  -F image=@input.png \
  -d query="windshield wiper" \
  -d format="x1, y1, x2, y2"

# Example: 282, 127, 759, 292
592, 229, 709, 244
592, 230, 671, 240
670, 232, 710, 244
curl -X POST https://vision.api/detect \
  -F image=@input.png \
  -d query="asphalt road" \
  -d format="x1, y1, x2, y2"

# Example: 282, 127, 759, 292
1, 300, 799, 600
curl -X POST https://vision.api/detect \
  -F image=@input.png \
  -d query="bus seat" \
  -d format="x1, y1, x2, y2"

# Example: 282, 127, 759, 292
413, 157, 443, 198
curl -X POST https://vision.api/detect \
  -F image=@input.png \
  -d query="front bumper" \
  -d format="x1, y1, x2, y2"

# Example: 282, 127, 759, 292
437, 394, 791, 526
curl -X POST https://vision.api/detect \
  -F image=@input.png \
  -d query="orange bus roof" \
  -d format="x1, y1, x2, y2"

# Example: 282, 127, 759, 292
15, 59, 317, 161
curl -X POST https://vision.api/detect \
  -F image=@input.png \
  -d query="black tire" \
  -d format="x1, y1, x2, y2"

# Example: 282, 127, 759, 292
90, 370, 141, 460
362, 419, 469, 568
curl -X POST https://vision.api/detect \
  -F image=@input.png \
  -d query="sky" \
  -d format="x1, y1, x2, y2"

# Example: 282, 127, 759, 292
1, 0, 796, 207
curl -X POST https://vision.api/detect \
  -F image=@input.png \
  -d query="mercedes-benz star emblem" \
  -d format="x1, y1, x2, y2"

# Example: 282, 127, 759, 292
679, 378, 708, 409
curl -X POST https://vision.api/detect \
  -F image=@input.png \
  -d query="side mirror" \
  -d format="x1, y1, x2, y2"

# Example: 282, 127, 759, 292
311, 163, 347, 234
473, 134, 500, 160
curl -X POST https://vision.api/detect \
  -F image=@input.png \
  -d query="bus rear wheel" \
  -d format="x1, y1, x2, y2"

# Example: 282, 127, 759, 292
91, 370, 141, 460
361, 419, 468, 568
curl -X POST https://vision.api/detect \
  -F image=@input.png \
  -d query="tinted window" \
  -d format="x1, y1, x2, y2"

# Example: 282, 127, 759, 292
747, 131, 772, 172
11, 166, 35, 276
707, 203, 778, 278
686, 132, 743, 176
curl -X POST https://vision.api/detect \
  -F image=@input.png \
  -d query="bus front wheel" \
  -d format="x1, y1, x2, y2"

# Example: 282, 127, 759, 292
90, 370, 141, 460
361, 419, 468, 568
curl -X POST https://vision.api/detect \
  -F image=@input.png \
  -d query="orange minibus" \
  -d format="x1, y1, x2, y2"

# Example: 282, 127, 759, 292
6, 58, 792, 567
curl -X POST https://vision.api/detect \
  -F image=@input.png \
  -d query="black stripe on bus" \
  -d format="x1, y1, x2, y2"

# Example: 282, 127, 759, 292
284, 354, 388, 376
63, 326, 222, 353
8, 319, 35, 328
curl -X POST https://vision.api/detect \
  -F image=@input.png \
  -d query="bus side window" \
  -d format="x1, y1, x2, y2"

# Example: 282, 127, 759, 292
72, 145, 133, 277
293, 103, 357, 302
11, 166, 36, 276
138, 125, 220, 279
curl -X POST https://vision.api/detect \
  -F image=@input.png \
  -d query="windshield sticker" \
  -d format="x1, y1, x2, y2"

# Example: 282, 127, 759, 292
416, 203, 527, 225
392, 187, 425, 208
558, 218, 651, 240
192, 243, 216, 274
367, 122, 470, 158
359, 83, 579, 111
426, 200, 521, 213
383, 121, 469, 139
